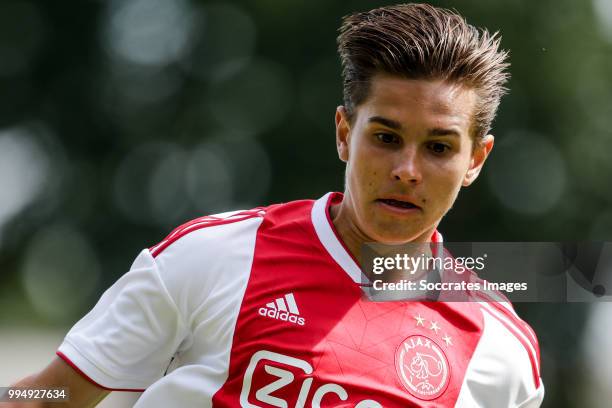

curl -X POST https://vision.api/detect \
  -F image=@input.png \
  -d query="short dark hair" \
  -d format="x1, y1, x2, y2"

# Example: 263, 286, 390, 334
337, 3, 510, 139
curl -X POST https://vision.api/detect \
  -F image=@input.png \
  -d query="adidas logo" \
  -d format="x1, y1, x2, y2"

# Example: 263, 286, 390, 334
258, 293, 305, 326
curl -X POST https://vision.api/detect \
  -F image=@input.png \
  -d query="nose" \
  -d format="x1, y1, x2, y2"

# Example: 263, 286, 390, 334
390, 146, 422, 184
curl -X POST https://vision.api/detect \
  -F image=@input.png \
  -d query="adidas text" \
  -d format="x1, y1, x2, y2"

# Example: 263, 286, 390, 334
258, 307, 305, 326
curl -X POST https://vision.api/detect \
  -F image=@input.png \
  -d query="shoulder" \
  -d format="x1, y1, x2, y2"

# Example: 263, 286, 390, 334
149, 208, 267, 259
466, 277, 540, 386
467, 301, 544, 405
147, 208, 267, 302
481, 302, 540, 372
465, 274, 540, 371
148, 197, 317, 259
145, 199, 317, 314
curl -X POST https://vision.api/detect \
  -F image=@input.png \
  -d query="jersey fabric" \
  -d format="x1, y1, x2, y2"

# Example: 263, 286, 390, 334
57, 192, 544, 407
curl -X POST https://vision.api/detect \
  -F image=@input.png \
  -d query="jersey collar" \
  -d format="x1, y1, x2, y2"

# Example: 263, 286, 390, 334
311, 192, 443, 283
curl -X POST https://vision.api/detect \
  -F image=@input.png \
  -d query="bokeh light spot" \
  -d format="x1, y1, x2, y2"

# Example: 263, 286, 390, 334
185, 142, 234, 213
148, 148, 189, 226
21, 225, 101, 322
594, 0, 612, 43
113, 142, 183, 225
185, 136, 272, 213
0, 127, 49, 241
487, 131, 566, 215
103, 0, 194, 67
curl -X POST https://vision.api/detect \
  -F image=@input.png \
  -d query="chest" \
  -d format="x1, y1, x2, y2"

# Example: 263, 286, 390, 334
206, 254, 484, 407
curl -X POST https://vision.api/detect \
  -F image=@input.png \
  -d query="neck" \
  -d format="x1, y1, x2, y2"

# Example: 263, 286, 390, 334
329, 196, 437, 279
329, 201, 369, 264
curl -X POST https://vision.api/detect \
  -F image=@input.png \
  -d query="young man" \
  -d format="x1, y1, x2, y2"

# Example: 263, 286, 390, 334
2, 3, 543, 407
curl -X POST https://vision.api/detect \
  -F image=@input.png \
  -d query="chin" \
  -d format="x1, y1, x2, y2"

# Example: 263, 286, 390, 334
368, 227, 423, 245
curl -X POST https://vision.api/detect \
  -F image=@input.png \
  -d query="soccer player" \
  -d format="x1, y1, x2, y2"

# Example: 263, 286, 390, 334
2, 3, 543, 407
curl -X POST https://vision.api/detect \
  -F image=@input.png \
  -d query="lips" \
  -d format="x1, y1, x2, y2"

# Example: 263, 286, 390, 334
377, 198, 421, 210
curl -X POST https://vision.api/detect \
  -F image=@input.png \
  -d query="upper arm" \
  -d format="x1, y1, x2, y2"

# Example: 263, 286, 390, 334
56, 249, 189, 390
1, 357, 109, 408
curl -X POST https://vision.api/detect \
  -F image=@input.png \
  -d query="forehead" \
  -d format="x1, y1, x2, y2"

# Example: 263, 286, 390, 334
356, 75, 477, 132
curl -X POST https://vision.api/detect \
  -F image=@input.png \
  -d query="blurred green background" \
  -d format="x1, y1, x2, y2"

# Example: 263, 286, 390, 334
0, 0, 611, 407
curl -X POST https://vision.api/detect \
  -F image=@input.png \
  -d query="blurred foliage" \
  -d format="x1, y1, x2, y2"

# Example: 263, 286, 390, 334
0, 1, 611, 407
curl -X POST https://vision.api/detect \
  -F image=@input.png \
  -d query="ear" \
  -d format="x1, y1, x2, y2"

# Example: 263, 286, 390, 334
463, 134, 494, 186
335, 106, 351, 162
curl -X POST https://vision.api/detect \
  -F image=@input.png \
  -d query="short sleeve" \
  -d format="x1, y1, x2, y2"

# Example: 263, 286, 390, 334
517, 385, 545, 408
57, 249, 189, 390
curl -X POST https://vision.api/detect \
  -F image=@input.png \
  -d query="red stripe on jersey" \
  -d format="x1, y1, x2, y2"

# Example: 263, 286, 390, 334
469, 281, 514, 305
523, 324, 540, 357
479, 304, 541, 388
56, 351, 146, 392
149, 209, 266, 258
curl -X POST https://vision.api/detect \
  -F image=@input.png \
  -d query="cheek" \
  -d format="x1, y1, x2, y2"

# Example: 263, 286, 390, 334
349, 147, 384, 190
348, 163, 377, 199
425, 164, 466, 202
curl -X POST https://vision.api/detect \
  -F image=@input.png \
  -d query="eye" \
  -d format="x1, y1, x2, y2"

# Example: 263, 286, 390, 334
428, 142, 451, 154
375, 132, 400, 144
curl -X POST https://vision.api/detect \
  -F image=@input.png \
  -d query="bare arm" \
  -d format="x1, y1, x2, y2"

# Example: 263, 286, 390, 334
0, 357, 110, 408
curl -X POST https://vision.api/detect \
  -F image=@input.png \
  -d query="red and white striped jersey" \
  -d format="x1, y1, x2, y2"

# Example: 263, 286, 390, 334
57, 192, 544, 407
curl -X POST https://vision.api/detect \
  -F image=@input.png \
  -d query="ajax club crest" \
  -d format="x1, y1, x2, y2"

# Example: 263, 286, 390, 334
395, 335, 450, 400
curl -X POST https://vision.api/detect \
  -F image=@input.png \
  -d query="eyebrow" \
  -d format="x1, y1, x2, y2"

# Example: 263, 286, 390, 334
368, 116, 461, 137
368, 116, 402, 130
428, 128, 461, 138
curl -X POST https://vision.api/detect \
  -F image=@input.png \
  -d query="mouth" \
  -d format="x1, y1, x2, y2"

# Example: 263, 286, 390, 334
376, 198, 421, 211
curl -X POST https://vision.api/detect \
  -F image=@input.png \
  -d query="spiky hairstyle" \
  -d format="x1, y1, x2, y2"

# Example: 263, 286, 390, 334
337, 3, 510, 139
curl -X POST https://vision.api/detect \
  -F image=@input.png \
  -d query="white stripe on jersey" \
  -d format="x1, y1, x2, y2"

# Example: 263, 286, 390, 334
311, 193, 367, 283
